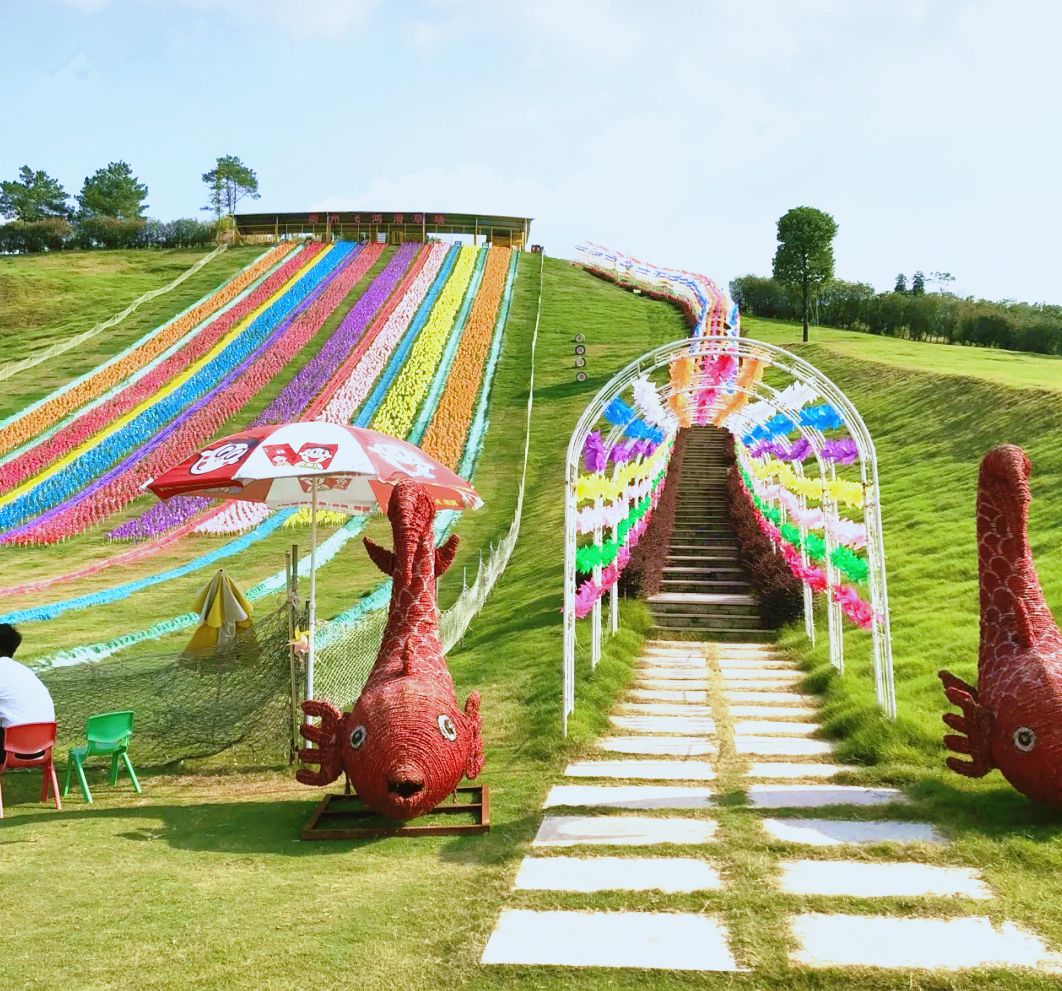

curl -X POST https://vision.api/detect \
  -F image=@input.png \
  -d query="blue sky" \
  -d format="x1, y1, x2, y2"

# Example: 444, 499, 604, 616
5, 0, 1061, 302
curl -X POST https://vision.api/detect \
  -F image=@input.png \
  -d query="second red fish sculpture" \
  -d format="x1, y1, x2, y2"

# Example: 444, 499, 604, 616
297, 478, 484, 820
939, 444, 1062, 806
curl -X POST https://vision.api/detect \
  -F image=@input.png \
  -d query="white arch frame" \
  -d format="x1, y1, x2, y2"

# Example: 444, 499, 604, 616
563, 335, 894, 734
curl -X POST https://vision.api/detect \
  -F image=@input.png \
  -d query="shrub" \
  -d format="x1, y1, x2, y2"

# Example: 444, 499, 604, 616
619, 428, 688, 598
0, 217, 73, 252
726, 455, 803, 626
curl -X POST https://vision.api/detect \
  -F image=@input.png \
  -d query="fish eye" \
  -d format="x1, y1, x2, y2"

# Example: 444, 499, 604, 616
437, 715, 458, 741
349, 725, 367, 750
1013, 727, 1037, 752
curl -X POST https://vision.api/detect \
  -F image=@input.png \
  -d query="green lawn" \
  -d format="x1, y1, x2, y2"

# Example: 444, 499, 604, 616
743, 314, 1062, 392
0, 256, 685, 991
4, 270, 1062, 989
0, 246, 265, 417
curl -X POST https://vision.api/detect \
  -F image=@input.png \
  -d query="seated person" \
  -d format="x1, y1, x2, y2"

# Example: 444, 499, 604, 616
0, 624, 55, 758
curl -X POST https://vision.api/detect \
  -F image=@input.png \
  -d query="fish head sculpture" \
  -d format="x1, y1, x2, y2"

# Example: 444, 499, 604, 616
939, 444, 1062, 806
338, 678, 483, 820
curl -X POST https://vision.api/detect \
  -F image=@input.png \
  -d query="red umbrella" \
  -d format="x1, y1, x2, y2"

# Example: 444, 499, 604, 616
146, 422, 482, 695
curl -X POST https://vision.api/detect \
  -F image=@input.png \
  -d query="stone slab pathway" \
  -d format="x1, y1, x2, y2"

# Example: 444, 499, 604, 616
482, 638, 1058, 975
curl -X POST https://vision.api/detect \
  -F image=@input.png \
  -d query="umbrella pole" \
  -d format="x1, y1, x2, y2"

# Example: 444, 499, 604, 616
307, 477, 318, 704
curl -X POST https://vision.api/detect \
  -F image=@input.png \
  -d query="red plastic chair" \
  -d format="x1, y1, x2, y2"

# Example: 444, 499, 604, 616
0, 722, 61, 818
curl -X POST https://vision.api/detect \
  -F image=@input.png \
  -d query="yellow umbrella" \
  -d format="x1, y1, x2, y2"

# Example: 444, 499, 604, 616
186, 569, 254, 654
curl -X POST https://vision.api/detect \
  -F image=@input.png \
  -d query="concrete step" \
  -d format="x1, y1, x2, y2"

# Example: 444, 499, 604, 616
660, 580, 752, 593
648, 591, 759, 607
649, 608, 766, 628
663, 565, 746, 575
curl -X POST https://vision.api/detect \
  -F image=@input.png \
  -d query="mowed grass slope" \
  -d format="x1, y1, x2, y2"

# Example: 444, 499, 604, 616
0, 247, 265, 416
4, 274, 1062, 990
0, 257, 685, 991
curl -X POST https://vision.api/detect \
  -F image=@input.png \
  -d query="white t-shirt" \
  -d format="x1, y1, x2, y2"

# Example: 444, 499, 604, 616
0, 655, 55, 728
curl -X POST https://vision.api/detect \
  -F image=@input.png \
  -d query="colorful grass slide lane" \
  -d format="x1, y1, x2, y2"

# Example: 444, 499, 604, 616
0, 244, 337, 493
1, 242, 468, 622
0, 241, 450, 599
0, 244, 361, 542
111, 240, 417, 539
286, 243, 484, 529
0, 243, 333, 530
318, 245, 519, 637
26, 247, 519, 666
0, 242, 296, 455
0, 244, 299, 472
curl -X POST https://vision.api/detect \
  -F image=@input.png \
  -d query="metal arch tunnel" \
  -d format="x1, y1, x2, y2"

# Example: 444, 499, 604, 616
562, 335, 894, 734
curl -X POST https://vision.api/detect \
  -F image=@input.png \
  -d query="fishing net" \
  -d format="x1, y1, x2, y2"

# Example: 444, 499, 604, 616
39, 604, 298, 767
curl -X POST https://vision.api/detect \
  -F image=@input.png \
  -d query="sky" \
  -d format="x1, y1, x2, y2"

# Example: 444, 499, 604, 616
4, 0, 1061, 303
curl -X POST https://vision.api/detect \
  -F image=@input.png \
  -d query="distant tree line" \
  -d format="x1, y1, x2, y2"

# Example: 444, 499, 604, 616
0, 155, 259, 254
730, 273, 1062, 356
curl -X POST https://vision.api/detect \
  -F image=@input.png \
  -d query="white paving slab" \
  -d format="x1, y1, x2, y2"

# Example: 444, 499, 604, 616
620, 703, 714, 717
533, 815, 718, 847
745, 762, 856, 780
599, 736, 716, 756
630, 689, 709, 703
639, 679, 709, 691
482, 910, 740, 970
762, 818, 946, 847
789, 914, 1060, 970
725, 690, 817, 705
566, 759, 716, 781
724, 672, 802, 685
544, 784, 715, 810
734, 736, 836, 757
718, 659, 798, 670
734, 720, 821, 737
639, 667, 708, 681
728, 704, 819, 719
779, 860, 992, 899
610, 715, 716, 735
746, 785, 908, 808
514, 856, 722, 893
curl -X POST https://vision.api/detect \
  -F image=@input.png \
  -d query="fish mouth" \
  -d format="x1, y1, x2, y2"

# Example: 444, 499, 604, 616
387, 771, 425, 800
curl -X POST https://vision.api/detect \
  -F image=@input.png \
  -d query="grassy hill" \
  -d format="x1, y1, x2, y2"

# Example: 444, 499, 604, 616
2, 266, 1062, 989
0, 247, 265, 416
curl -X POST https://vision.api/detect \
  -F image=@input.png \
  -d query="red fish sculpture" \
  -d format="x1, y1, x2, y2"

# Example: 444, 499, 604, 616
939, 444, 1062, 805
297, 478, 484, 820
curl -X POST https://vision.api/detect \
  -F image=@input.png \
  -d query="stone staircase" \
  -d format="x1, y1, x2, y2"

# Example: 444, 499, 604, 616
648, 427, 774, 640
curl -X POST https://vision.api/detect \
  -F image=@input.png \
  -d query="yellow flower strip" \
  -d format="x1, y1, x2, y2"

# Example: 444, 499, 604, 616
575, 441, 672, 503
0, 241, 294, 456
372, 245, 479, 438
0, 245, 333, 508
746, 455, 864, 508
420, 247, 511, 468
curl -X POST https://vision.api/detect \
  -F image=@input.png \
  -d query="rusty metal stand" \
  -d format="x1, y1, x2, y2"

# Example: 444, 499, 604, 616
301, 785, 490, 840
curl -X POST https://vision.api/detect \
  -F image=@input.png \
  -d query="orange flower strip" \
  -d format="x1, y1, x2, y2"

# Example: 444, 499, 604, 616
0, 241, 294, 456
667, 356, 696, 427
712, 357, 764, 425
421, 247, 511, 469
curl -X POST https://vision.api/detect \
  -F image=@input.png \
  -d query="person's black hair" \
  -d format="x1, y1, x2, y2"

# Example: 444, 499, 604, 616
0, 623, 22, 657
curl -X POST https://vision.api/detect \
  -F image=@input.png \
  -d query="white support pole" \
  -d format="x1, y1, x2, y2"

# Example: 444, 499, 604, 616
306, 477, 318, 703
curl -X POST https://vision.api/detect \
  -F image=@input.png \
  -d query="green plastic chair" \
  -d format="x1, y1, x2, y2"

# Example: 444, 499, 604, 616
62, 711, 141, 803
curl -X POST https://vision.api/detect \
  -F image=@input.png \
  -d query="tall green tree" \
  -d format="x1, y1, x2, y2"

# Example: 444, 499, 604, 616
894, 273, 908, 293
911, 270, 926, 295
772, 206, 838, 342
201, 155, 260, 219
0, 166, 71, 221
77, 161, 148, 219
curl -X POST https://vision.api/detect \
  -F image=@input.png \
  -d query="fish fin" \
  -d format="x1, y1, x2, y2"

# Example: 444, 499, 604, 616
939, 669, 978, 701
939, 670, 994, 777
435, 534, 460, 577
363, 537, 394, 576
463, 691, 484, 779
1014, 598, 1035, 650
296, 700, 344, 786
